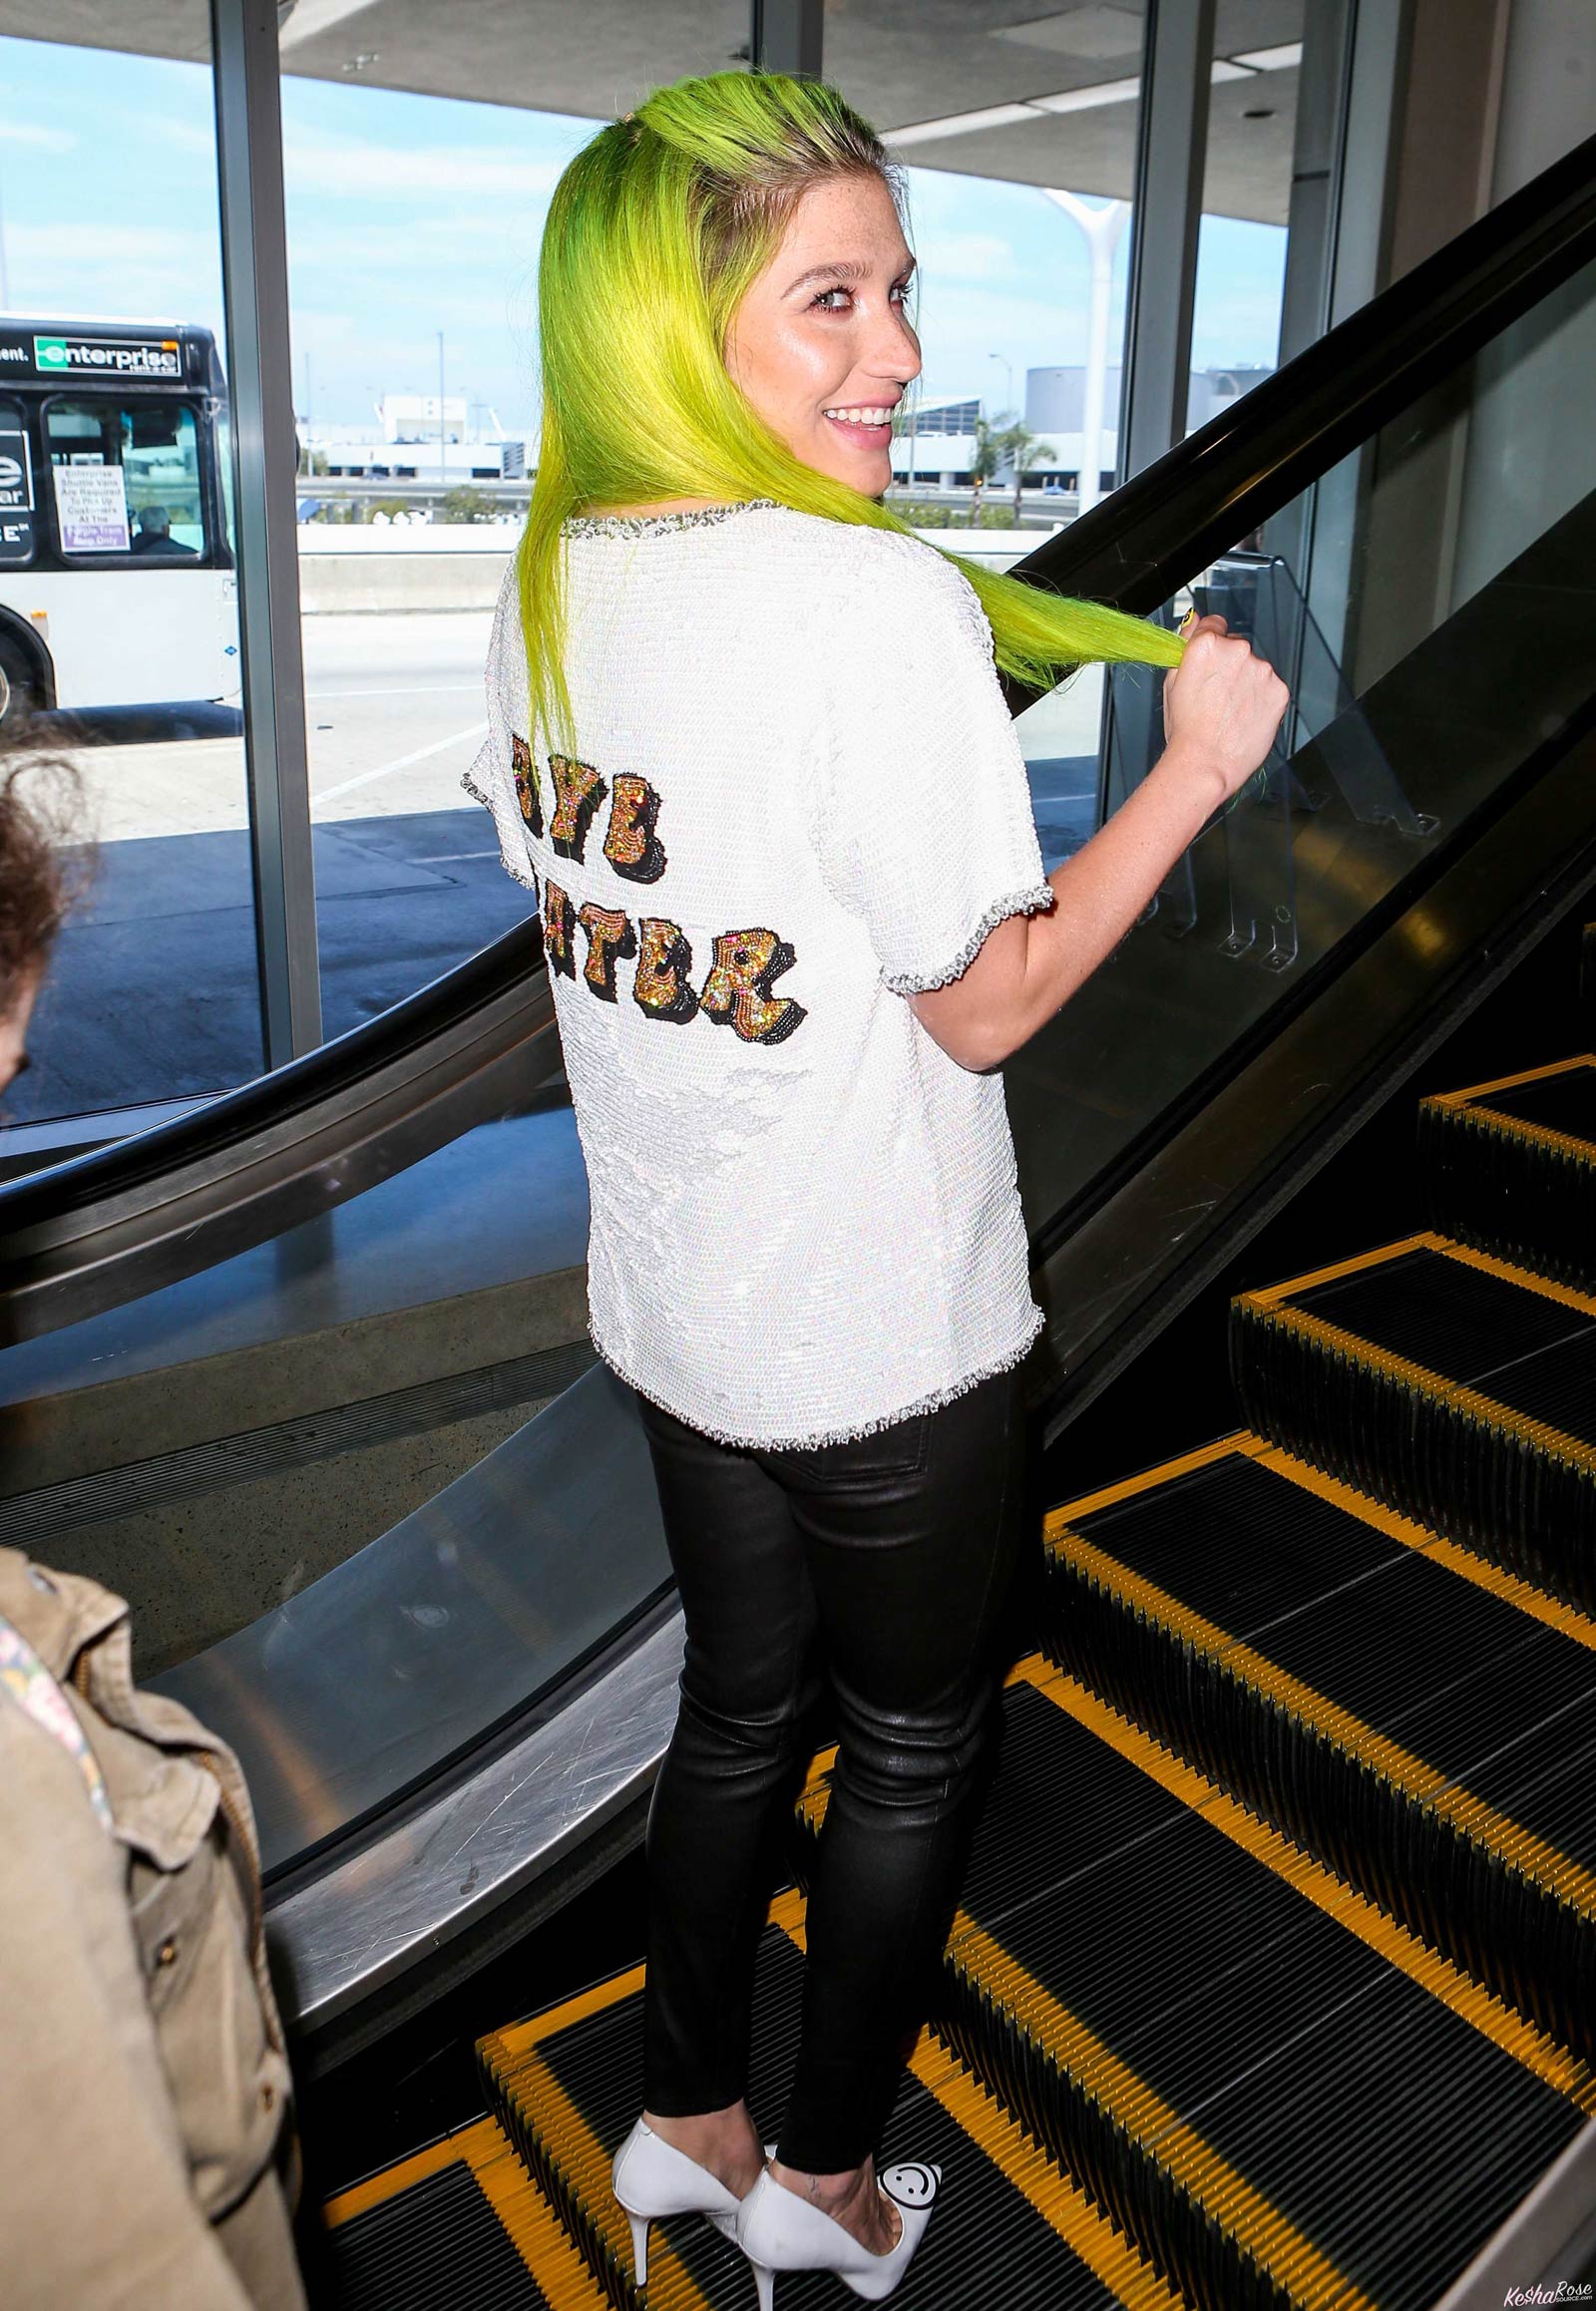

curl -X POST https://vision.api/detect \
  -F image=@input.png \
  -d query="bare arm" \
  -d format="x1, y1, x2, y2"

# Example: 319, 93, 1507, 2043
911, 615, 1289, 1070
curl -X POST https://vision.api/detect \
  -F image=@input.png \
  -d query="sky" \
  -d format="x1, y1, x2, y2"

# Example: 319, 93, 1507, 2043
0, 35, 1287, 437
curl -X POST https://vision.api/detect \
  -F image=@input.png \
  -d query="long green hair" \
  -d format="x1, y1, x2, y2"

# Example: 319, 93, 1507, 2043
522, 69, 1180, 754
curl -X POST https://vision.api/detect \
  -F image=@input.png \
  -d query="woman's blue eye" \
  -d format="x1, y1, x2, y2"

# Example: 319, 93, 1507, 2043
810, 281, 913, 311
812, 286, 851, 310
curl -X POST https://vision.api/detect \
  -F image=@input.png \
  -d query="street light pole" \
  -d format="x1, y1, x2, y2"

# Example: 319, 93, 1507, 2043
987, 351, 1013, 415
1041, 191, 1128, 515
437, 328, 446, 490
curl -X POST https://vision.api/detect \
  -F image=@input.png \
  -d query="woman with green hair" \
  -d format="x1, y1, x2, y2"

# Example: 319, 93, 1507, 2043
467, 67, 1286, 2305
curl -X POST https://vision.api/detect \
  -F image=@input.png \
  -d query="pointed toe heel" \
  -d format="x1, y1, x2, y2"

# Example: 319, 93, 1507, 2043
735, 2160, 942, 2305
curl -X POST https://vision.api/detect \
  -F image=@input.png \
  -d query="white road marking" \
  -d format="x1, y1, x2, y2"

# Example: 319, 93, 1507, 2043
315, 720, 489, 804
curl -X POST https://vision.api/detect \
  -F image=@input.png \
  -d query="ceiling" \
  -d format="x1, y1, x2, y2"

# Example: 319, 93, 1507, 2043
0, 0, 1305, 219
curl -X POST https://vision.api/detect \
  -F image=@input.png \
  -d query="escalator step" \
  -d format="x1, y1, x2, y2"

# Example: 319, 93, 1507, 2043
321, 2115, 608, 2309
797, 1662, 1584, 2311
1231, 1232, 1596, 1611
479, 1889, 1181, 2311
1039, 1432, 1596, 2060
1419, 1056, 1596, 1287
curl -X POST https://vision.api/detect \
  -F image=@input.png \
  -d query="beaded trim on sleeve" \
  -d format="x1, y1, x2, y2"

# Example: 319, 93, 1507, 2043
593, 1305, 1044, 1450
883, 886, 1056, 995
564, 499, 779, 540
460, 765, 540, 892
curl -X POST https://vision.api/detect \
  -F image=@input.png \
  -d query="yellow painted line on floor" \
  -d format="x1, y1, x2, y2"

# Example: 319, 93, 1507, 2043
1020, 1661, 1596, 2113
769, 1885, 1188, 2310
1043, 1525, 1596, 1916
1244, 1436, 1596, 1652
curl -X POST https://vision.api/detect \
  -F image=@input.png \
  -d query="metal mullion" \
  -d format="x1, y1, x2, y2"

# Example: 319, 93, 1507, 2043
1095, 0, 1215, 828
1118, 0, 1216, 483
752, 0, 822, 78
210, 0, 322, 1068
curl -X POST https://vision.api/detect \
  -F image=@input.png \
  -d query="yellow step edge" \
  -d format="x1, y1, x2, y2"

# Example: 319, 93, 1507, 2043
1040, 1431, 1249, 1526
1237, 1296, 1596, 1482
1421, 1097, 1596, 1168
1421, 1054, 1596, 1109
800, 1658, 1595, 2109
1019, 1660, 1596, 2114
481, 2001, 713, 2311
766, 1884, 1189, 2311
1241, 1223, 1596, 1329
322, 2116, 504, 2227
321, 2112, 611, 2309
1237, 1230, 1445, 1307
1242, 1436, 1596, 1653
796, 1673, 1374, 2307
1044, 1520, 1596, 1919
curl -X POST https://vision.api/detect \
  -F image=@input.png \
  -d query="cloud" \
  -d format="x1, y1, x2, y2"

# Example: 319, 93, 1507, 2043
282, 122, 569, 204
0, 121, 77, 153
915, 230, 1016, 284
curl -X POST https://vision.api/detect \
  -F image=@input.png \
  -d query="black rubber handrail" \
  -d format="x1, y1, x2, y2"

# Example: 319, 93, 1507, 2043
2, 125, 1592, 1261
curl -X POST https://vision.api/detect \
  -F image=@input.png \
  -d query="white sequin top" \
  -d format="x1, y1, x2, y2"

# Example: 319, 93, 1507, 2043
465, 502, 1051, 1447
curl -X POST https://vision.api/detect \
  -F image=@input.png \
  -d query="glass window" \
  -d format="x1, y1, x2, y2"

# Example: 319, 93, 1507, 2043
46, 398, 207, 560
0, 18, 259, 1133
276, 3, 749, 1036
1187, 4, 1306, 440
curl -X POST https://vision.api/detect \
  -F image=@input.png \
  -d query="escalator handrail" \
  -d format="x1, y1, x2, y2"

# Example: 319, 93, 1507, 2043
2, 127, 1593, 1260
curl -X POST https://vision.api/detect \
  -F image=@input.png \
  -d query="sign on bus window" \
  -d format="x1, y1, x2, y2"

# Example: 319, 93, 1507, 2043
55, 460, 131, 554
0, 400, 34, 565
45, 400, 204, 560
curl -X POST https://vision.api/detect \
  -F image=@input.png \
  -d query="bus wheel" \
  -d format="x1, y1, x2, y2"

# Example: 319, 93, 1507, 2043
0, 633, 37, 729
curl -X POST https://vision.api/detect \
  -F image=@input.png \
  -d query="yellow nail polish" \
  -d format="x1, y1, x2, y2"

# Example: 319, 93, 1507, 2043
1178, 607, 1197, 637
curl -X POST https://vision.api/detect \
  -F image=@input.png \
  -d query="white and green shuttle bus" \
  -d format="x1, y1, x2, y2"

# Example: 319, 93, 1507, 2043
0, 315, 239, 726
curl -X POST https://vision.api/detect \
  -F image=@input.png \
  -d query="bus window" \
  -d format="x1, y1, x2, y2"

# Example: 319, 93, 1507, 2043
46, 399, 205, 560
0, 399, 35, 565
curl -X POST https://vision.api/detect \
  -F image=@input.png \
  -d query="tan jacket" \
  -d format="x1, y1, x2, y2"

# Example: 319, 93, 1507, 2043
0, 1549, 306, 2309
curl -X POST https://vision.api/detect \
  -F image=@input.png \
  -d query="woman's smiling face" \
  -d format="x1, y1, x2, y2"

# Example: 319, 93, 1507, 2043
726, 170, 921, 497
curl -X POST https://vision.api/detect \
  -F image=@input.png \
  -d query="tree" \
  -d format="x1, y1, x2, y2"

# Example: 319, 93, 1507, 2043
968, 416, 1003, 524
442, 485, 493, 525
994, 416, 1057, 522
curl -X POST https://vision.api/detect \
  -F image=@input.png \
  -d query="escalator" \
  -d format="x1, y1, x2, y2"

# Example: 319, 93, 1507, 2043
4, 122, 1596, 2311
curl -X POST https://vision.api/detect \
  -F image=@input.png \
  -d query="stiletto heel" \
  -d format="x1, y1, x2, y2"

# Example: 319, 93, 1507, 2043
625, 2210, 650, 2284
610, 2118, 759, 2283
751, 2259, 775, 2311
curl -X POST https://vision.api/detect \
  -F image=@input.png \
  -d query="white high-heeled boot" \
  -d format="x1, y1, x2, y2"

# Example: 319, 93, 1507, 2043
609, 2118, 767, 2285
735, 2160, 942, 2308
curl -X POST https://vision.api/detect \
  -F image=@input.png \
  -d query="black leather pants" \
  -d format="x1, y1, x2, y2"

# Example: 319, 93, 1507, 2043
636, 1365, 1025, 2173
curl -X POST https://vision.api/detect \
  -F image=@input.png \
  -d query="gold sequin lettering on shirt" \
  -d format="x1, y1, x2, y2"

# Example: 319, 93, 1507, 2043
699, 929, 807, 1045
602, 773, 668, 885
549, 752, 607, 863
543, 879, 577, 978
511, 733, 544, 837
632, 918, 699, 1024
578, 902, 636, 1002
